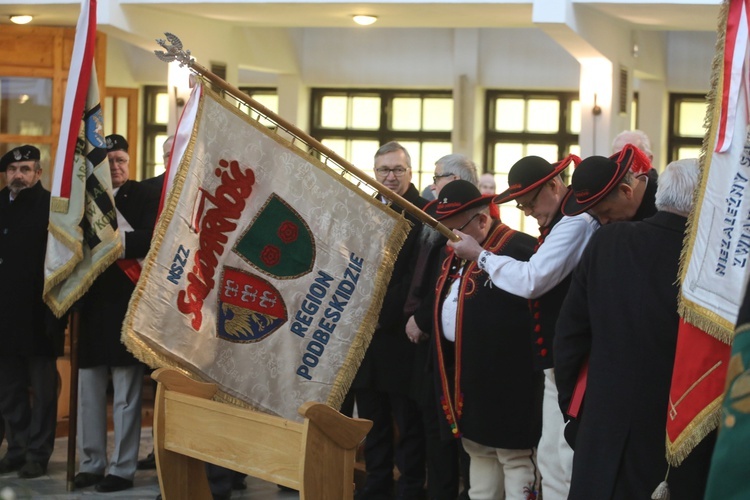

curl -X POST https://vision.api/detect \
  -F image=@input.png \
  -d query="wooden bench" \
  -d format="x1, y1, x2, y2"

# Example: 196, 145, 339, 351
152, 368, 372, 499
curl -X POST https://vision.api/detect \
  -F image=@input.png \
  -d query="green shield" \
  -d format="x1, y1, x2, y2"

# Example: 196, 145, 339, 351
233, 194, 315, 279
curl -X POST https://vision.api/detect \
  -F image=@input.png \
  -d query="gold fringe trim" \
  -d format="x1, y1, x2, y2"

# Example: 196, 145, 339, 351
122, 86, 205, 375
666, 394, 723, 466
678, 299, 735, 345
326, 215, 412, 411
677, 0, 731, 345
43, 219, 122, 318
123, 84, 412, 415
50, 196, 70, 213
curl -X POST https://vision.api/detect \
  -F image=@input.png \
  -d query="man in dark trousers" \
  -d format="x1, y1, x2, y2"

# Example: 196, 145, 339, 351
555, 158, 715, 499
428, 180, 542, 499
72, 134, 160, 493
0, 146, 66, 478
352, 141, 427, 500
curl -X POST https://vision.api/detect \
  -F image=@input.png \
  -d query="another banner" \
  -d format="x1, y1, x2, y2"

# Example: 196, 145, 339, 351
43, 0, 121, 316
123, 85, 411, 420
704, 281, 750, 499
668, 0, 746, 465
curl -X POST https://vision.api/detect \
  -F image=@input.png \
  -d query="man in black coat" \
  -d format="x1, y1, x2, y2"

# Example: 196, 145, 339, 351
429, 180, 543, 499
0, 145, 66, 478
555, 158, 715, 499
73, 134, 160, 493
351, 141, 427, 500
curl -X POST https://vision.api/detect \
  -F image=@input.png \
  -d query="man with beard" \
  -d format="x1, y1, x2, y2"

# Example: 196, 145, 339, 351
0, 145, 66, 478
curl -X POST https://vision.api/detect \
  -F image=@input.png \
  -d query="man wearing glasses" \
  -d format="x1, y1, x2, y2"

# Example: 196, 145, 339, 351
351, 141, 428, 500
447, 154, 598, 500
74, 134, 160, 493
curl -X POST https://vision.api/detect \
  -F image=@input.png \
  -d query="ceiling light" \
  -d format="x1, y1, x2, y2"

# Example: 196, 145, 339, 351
10, 15, 33, 25
353, 15, 377, 26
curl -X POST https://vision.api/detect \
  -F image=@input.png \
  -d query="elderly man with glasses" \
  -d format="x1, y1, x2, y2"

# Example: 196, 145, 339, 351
447, 154, 599, 500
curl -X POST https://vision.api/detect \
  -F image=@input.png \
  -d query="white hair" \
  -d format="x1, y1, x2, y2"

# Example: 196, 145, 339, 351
435, 154, 478, 184
612, 129, 652, 157
655, 158, 699, 216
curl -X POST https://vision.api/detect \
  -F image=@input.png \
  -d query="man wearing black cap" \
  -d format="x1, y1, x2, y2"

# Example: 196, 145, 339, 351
562, 144, 657, 224
427, 180, 542, 499
554, 159, 714, 499
0, 146, 66, 479
447, 154, 599, 500
73, 134, 160, 493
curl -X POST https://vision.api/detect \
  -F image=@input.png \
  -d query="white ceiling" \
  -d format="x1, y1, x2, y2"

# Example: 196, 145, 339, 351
0, 1, 721, 30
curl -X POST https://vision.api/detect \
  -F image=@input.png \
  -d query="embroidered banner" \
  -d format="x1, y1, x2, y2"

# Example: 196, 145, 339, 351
667, 0, 745, 465
43, 0, 121, 316
123, 86, 410, 420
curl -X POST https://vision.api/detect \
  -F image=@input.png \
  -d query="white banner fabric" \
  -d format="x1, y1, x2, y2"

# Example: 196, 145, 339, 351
124, 86, 410, 421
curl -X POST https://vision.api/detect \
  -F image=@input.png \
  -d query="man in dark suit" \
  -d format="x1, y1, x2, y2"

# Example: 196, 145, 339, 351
0, 146, 66, 478
73, 134, 160, 493
555, 158, 715, 499
351, 141, 427, 500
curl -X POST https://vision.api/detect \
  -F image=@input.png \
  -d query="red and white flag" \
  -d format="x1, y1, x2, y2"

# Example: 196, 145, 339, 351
43, 0, 121, 316
667, 0, 750, 465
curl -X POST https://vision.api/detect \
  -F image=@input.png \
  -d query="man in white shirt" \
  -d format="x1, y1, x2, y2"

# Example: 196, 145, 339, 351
447, 154, 599, 500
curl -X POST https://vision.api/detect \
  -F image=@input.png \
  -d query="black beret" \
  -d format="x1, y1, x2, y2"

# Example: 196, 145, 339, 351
105, 134, 129, 153
0, 145, 41, 172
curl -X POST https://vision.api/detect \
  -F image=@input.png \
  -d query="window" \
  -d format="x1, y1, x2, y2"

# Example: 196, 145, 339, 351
0, 77, 54, 187
668, 93, 707, 163
310, 89, 453, 194
485, 91, 580, 234
142, 86, 169, 180
237, 87, 278, 128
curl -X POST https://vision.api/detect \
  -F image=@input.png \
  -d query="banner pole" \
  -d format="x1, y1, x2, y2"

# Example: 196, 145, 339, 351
155, 34, 459, 242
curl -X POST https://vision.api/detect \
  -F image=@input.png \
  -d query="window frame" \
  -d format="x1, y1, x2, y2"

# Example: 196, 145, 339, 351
309, 88, 453, 194
141, 85, 168, 180
484, 89, 580, 172
667, 92, 706, 163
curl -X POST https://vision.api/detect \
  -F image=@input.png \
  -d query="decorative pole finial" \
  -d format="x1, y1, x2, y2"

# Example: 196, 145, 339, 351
154, 32, 193, 67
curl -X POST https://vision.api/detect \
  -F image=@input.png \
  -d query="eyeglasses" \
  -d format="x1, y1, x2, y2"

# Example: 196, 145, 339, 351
375, 167, 409, 178
516, 187, 543, 212
456, 213, 480, 232
433, 173, 454, 183
109, 157, 128, 166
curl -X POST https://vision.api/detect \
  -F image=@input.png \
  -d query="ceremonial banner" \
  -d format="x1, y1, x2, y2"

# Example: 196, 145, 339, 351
667, 0, 747, 465
44, 0, 121, 316
704, 281, 750, 499
123, 86, 411, 420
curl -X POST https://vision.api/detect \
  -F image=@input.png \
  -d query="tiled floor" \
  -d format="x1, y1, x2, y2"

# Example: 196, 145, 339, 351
0, 429, 300, 499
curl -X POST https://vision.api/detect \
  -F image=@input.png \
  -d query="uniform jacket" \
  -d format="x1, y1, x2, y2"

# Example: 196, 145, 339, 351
433, 221, 542, 449
0, 181, 65, 357
352, 183, 428, 395
554, 212, 713, 499
78, 179, 160, 367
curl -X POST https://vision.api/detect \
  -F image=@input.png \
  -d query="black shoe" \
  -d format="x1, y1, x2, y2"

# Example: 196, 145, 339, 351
73, 471, 104, 488
95, 474, 134, 492
18, 461, 47, 478
0, 456, 25, 474
233, 477, 247, 490
138, 451, 157, 470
